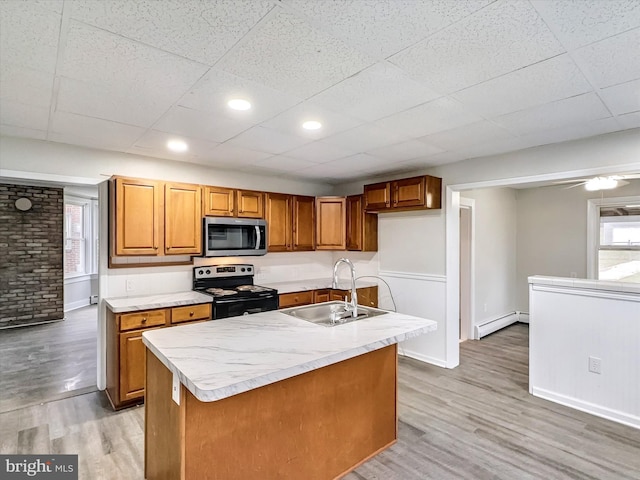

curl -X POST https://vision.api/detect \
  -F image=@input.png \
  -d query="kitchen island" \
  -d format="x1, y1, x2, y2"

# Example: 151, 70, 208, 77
142, 307, 437, 480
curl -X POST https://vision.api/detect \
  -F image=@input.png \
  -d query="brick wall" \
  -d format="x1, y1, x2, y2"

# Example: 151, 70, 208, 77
0, 183, 64, 328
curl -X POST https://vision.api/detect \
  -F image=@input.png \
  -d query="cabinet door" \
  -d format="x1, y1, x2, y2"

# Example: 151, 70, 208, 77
330, 289, 350, 302
279, 291, 314, 308
393, 176, 426, 209
119, 330, 151, 403
314, 289, 330, 303
265, 193, 291, 252
165, 182, 202, 255
237, 190, 264, 218
346, 195, 363, 251
316, 197, 346, 250
114, 177, 161, 255
363, 182, 390, 211
357, 286, 378, 308
292, 196, 315, 251
203, 186, 234, 217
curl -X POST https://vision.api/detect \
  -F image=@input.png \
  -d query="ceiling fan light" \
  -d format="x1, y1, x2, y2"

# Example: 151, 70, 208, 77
585, 177, 618, 191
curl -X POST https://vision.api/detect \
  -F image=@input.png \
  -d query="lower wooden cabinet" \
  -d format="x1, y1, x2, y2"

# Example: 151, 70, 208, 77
279, 291, 314, 308
106, 303, 212, 410
314, 289, 330, 303
279, 286, 378, 309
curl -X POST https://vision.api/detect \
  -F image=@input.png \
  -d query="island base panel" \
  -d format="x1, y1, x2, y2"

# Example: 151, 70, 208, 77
145, 345, 397, 480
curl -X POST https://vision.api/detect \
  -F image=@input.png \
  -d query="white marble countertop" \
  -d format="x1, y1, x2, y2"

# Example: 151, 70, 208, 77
104, 291, 212, 313
528, 275, 640, 294
264, 277, 378, 294
142, 307, 437, 403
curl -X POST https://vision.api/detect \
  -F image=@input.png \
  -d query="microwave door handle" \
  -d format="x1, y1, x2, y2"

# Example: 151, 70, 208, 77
255, 225, 261, 250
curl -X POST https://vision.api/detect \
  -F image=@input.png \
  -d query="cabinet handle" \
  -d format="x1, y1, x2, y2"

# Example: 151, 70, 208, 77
189, 311, 194, 316
239, 209, 243, 213
141, 317, 147, 323
154, 246, 158, 250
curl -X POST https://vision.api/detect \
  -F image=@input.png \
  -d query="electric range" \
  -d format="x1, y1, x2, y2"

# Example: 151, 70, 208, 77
193, 264, 278, 319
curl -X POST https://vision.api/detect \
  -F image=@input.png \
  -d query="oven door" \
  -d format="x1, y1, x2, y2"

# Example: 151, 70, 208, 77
213, 296, 278, 319
204, 217, 267, 257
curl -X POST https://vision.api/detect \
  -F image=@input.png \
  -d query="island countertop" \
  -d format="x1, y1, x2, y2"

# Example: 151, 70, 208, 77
142, 308, 437, 403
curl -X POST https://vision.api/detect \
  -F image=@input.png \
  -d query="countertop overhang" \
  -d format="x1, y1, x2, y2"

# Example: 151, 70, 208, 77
142, 308, 437, 403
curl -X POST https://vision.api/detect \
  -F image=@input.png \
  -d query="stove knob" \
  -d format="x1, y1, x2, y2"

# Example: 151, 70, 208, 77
241, 267, 246, 272
198, 270, 204, 275
247, 267, 252, 272
205, 269, 211, 274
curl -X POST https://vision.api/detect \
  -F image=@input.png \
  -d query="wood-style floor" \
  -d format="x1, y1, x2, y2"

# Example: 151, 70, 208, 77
1, 323, 638, 479
0, 305, 98, 413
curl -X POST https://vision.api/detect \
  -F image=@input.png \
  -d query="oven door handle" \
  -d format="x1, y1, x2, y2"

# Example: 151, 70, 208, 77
255, 225, 261, 250
214, 295, 274, 305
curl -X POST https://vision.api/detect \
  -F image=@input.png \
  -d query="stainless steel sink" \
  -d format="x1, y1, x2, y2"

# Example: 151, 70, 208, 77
282, 301, 389, 327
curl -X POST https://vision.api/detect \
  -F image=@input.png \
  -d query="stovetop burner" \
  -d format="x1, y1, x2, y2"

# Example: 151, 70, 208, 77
205, 288, 238, 297
236, 285, 272, 293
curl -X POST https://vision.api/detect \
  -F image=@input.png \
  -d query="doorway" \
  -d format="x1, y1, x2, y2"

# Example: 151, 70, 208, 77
459, 198, 474, 342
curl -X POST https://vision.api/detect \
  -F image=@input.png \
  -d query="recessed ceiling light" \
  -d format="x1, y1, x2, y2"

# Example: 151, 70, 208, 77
302, 120, 322, 131
228, 98, 251, 111
167, 139, 188, 153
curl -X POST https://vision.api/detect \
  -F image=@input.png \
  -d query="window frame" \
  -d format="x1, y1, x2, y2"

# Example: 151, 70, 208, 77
587, 195, 640, 281
64, 195, 98, 280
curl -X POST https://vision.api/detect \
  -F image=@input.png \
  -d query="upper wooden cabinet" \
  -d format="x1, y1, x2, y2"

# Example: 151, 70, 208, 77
164, 182, 202, 255
346, 195, 378, 252
236, 190, 264, 218
265, 193, 315, 252
203, 187, 264, 218
316, 197, 346, 250
111, 177, 202, 258
203, 186, 234, 217
364, 175, 442, 212
113, 177, 162, 256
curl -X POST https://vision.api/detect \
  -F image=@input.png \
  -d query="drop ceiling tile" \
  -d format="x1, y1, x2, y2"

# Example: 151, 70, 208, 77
517, 117, 622, 147
339, 153, 391, 171
374, 97, 482, 138
309, 62, 441, 122
419, 120, 516, 152
68, 0, 274, 65
207, 143, 273, 166
0, 64, 54, 108
0, 99, 49, 131
261, 102, 363, 140
282, 141, 355, 163
56, 78, 168, 127
617, 112, 640, 130
130, 130, 220, 162
50, 111, 146, 150
600, 79, 640, 115
288, 0, 492, 59
571, 28, 640, 88
299, 158, 368, 178
61, 21, 208, 103
217, 10, 374, 98
226, 126, 310, 154
455, 136, 537, 159
178, 68, 302, 124
531, 0, 640, 51
0, 1, 61, 73
451, 55, 592, 118
367, 140, 444, 162
0, 124, 47, 141
389, 0, 564, 93
415, 151, 468, 166
154, 106, 252, 143
493, 93, 612, 136
251, 155, 318, 172
321, 123, 409, 152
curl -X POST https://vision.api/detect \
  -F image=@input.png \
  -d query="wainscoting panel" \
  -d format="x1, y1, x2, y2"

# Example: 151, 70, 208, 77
379, 271, 446, 367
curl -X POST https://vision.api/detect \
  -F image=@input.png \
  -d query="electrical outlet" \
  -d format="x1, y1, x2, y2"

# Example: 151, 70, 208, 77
588, 356, 602, 374
126, 279, 134, 292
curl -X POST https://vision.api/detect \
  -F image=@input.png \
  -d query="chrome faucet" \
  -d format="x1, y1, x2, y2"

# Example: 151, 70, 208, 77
332, 258, 358, 318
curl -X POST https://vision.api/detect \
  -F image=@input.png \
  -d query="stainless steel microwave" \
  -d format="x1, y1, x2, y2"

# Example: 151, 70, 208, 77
203, 217, 267, 257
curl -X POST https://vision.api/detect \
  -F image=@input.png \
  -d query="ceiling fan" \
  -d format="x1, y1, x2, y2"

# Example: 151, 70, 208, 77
554, 173, 640, 191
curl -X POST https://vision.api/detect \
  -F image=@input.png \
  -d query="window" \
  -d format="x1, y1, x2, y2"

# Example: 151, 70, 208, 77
588, 197, 640, 283
64, 195, 98, 279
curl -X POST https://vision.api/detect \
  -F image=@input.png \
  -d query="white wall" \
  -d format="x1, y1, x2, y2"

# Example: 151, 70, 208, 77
515, 180, 640, 312
461, 188, 517, 326
529, 279, 640, 429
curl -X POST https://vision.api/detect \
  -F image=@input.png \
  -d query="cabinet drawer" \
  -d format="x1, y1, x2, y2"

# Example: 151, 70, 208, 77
171, 303, 212, 324
119, 310, 167, 331
279, 291, 314, 308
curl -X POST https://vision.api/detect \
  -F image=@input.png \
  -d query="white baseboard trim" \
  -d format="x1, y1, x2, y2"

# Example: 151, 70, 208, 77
399, 349, 447, 368
475, 312, 518, 339
531, 386, 639, 430
64, 299, 90, 312
518, 312, 530, 323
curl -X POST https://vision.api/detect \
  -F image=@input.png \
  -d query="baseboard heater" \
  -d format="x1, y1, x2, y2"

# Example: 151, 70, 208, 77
475, 312, 527, 339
